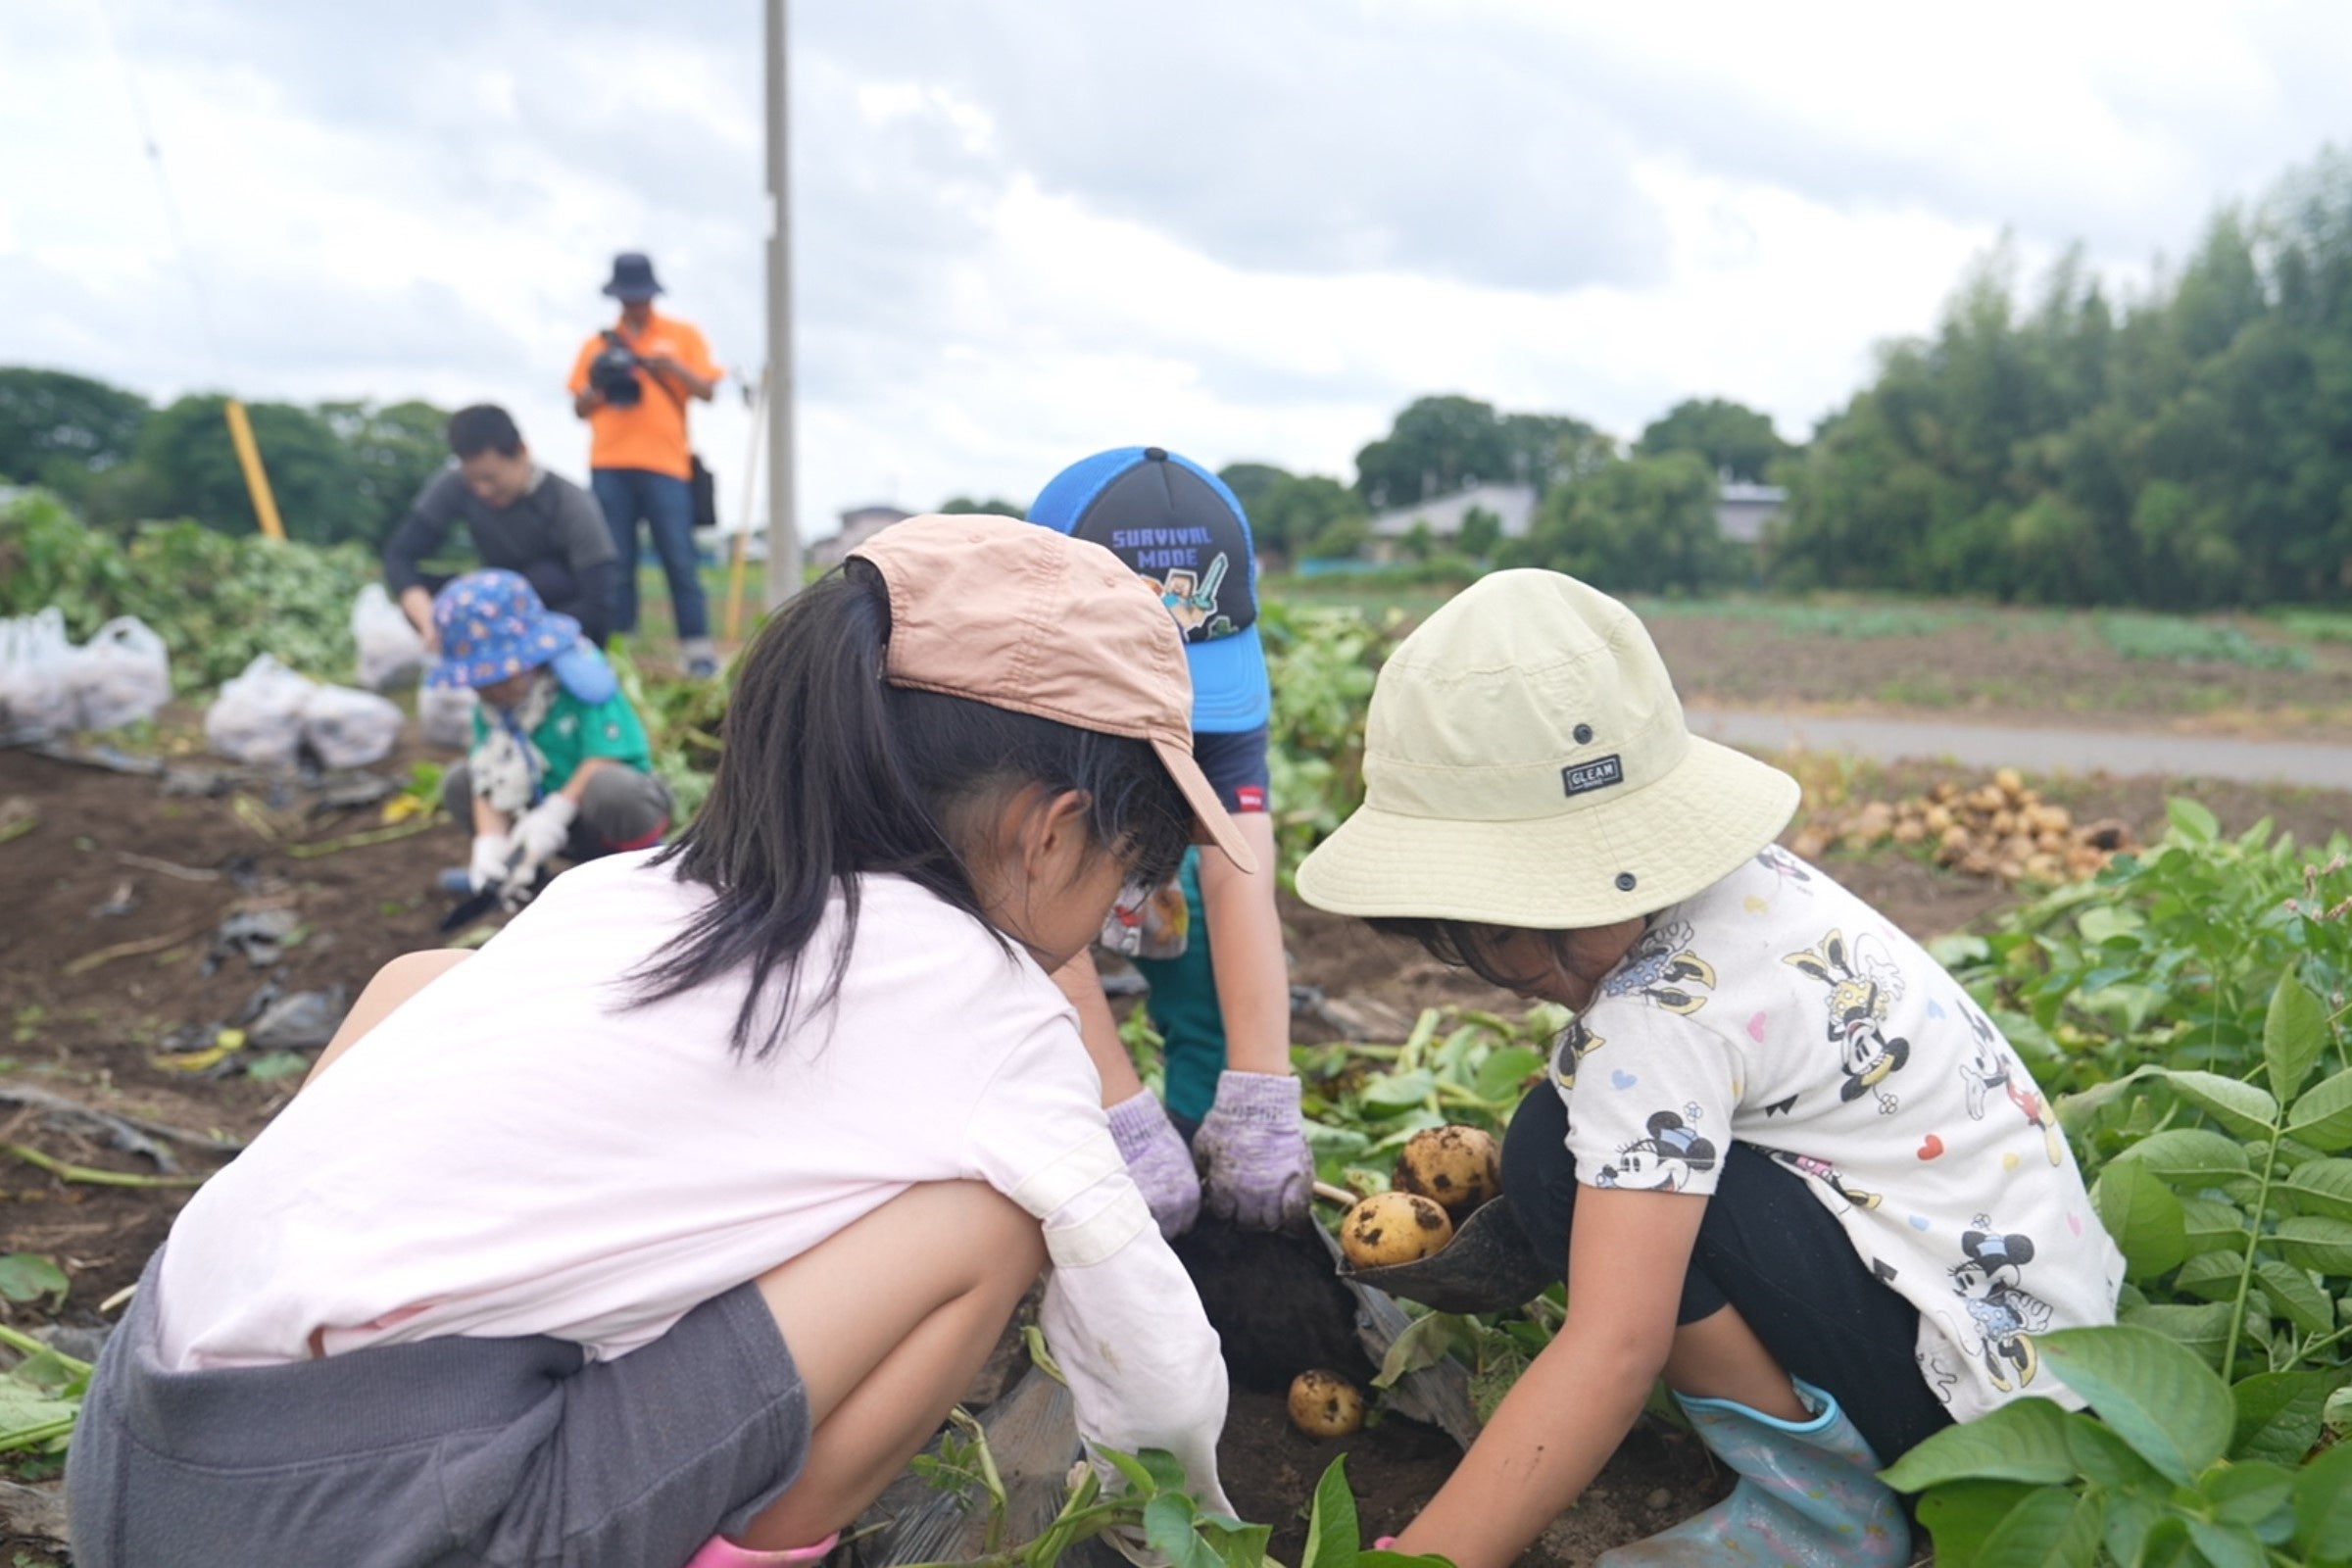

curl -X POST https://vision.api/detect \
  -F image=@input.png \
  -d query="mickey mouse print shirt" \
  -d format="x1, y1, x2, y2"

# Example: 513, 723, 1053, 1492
1546, 845, 2125, 1423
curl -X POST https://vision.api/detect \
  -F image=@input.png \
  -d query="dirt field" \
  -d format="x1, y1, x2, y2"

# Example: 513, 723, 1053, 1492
4, 729, 2350, 1564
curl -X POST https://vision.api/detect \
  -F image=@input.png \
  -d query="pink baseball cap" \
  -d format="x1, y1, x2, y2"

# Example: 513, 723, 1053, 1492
850, 514, 1256, 874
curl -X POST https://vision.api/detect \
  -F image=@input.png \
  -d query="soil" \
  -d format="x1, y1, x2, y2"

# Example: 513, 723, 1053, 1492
5, 728, 2350, 1564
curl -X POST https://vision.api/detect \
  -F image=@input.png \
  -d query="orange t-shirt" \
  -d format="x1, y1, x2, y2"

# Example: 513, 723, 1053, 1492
568, 311, 720, 481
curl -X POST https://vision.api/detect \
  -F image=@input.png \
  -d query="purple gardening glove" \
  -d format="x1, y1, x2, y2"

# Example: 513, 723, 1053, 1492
1193, 1070, 1314, 1231
1106, 1089, 1200, 1240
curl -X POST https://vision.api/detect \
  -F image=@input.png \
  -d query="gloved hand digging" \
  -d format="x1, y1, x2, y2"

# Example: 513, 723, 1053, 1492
467, 832, 514, 894
1107, 1088, 1200, 1240
508, 794, 578, 885
1193, 1070, 1313, 1231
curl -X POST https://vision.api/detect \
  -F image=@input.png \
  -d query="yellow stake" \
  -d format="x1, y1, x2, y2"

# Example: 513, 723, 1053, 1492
221, 398, 287, 541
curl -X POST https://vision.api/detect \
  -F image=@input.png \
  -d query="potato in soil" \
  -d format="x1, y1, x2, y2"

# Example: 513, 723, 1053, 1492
1394, 1125, 1502, 1218
1341, 1192, 1454, 1267
1288, 1370, 1366, 1438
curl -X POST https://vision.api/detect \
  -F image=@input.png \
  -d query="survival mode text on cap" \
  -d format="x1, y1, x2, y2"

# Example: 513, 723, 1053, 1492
1025, 446, 1270, 734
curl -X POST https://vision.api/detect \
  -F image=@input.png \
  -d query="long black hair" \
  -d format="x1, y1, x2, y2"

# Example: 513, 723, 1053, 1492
632, 558, 1195, 1059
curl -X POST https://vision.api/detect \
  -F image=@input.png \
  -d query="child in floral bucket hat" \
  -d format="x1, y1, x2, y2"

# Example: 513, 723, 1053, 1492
1297, 569, 2124, 1568
429, 568, 672, 901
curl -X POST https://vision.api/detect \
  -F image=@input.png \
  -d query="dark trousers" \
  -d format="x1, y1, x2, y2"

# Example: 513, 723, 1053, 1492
592, 467, 708, 639
1502, 1086, 1954, 1467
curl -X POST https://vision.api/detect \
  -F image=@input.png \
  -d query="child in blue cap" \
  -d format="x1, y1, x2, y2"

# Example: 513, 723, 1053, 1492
1027, 447, 1313, 1236
429, 569, 673, 900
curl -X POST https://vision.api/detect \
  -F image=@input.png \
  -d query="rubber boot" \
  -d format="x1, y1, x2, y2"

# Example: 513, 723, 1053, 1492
683, 1527, 838, 1567
1595, 1381, 1907, 1567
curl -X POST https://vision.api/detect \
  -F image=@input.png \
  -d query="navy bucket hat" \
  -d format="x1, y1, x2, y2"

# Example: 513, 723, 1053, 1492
1025, 446, 1270, 732
602, 253, 663, 302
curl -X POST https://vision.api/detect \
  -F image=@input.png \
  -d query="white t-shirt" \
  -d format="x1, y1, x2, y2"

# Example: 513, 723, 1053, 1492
1548, 845, 2125, 1423
154, 853, 1229, 1500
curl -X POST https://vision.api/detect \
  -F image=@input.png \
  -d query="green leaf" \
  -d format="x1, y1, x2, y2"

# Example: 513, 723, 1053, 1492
2038, 1325, 2234, 1486
2178, 1196, 2250, 1256
2167, 798, 2222, 843
1473, 1046, 1544, 1102
2280, 1157, 2352, 1221
1880, 1396, 2079, 1492
1196, 1519, 1273, 1568
1372, 1311, 1470, 1391
2230, 1371, 2346, 1464
0, 1377, 79, 1451
1359, 1069, 1437, 1111
2294, 1440, 2352, 1558
1097, 1446, 1160, 1498
2274, 1215, 2352, 1273
0, 1253, 69, 1304
2286, 1068, 2352, 1152
2117, 1302, 2234, 1369
2162, 1071, 2280, 1141
1299, 1455, 1360, 1568
2109, 1128, 2251, 1188
2173, 1251, 2246, 1302
1973, 1486, 2101, 1568
2062, 1411, 2160, 1488
1916, 1479, 2043, 1567
1137, 1447, 1189, 1494
2183, 1518, 2267, 1568
2253, 1259, 2336, 1336
243, 1050, 310, 1082
2093, 1162, 2189, 1279
2203, 1458, 2298, 1532
2265, 973, 2328, 1102
1143, 1493, 1221, 1568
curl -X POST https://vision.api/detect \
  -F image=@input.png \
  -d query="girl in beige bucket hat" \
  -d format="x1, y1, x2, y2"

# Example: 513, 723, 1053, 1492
1298, 569, 2123, 1568
70, 517, 1252, 1568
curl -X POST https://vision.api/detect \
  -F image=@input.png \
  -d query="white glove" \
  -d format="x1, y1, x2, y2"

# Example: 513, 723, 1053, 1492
509, 794, 578, 882
467, 833, 514, 893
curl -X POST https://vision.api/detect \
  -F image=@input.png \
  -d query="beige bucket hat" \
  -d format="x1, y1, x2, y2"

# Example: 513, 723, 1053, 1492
1295, 569, 1797, 928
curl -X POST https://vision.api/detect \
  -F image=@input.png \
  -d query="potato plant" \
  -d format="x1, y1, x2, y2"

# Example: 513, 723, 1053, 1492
906, 1424, 1444, 1568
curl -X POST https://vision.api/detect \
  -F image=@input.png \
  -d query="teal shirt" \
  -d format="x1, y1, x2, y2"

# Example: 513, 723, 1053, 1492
471, 687, 653, 795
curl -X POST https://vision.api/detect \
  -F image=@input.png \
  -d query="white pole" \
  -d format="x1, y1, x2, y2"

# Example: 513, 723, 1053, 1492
762, 0, 802, 610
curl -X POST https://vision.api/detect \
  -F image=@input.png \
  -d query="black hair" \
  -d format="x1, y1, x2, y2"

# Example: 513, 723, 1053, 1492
1367, 916, 1574, 993
447, 404, 523, 460
632, 559, 1195, 1058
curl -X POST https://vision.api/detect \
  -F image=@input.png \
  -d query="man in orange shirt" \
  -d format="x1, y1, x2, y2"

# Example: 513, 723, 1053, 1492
568, 253, 723, 677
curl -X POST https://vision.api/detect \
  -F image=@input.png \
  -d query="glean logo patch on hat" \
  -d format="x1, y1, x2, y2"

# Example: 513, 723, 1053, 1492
1562, 755, 1626, 797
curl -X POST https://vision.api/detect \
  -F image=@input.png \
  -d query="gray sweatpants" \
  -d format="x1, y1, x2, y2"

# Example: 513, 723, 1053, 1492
442, 763, 674, 856
67, 1252, 811, 1568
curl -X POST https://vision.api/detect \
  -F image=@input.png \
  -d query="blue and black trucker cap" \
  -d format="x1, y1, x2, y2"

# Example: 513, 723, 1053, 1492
1026, 446, 1270, 732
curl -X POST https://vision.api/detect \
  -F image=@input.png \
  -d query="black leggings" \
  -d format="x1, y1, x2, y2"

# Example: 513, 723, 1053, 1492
1502, 1087, 1954, 1467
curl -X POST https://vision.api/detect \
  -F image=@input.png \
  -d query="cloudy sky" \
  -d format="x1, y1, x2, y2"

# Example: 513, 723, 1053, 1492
6, 1, 2350, 538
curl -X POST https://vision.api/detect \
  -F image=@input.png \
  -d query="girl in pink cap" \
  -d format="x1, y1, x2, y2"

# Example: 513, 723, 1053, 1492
68, 517, 1252, 1568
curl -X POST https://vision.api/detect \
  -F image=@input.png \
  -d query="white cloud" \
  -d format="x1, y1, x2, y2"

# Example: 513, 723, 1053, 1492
5, 0, 2347, 542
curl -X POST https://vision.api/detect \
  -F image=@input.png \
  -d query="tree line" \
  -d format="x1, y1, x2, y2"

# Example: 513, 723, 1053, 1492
0, 374, 448, 548
14, 142, 2352, 608
1775, 147, 2352, 608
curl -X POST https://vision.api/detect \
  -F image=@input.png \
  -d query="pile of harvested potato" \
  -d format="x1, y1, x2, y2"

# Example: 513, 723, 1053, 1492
1786, 767, 2136, 887
1290, 1127, 1506, 1439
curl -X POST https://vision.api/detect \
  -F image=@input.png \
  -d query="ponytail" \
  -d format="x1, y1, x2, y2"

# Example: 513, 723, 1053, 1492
632, 560, 1192, 1059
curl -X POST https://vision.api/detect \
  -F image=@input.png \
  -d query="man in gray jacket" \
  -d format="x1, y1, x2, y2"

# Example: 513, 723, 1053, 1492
383, 405, 618, 650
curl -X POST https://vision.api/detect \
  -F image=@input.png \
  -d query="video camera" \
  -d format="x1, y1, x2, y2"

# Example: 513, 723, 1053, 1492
588, 331, 645, 408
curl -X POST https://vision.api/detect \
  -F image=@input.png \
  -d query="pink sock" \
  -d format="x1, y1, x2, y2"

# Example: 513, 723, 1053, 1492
683, 1528, 839, 1567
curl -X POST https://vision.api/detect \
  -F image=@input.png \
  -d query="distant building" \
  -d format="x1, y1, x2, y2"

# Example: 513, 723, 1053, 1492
1715, 479, 1786, 545
808, 504, 916, 569
1366, 483, 1538, 560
